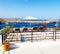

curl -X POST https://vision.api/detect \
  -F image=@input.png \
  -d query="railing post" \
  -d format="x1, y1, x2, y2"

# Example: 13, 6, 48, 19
20, 32, 22, 42
2, 34, 4, 44
53, 30, 56, 41
31, 31, 33, 42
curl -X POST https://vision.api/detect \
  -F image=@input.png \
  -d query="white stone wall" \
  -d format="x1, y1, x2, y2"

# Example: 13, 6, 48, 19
0, 35, 2, 45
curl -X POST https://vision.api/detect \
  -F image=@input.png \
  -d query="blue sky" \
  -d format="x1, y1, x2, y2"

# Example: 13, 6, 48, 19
0, 0, 60, 19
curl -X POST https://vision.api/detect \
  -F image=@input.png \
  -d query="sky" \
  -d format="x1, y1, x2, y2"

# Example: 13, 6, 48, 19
0, 0, 60, 19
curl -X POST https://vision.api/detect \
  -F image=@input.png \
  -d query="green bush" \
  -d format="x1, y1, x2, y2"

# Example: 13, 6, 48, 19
2, 26, 13, 34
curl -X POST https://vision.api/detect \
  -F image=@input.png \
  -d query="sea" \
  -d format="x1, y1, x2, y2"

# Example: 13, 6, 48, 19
0, 21, 60, 30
